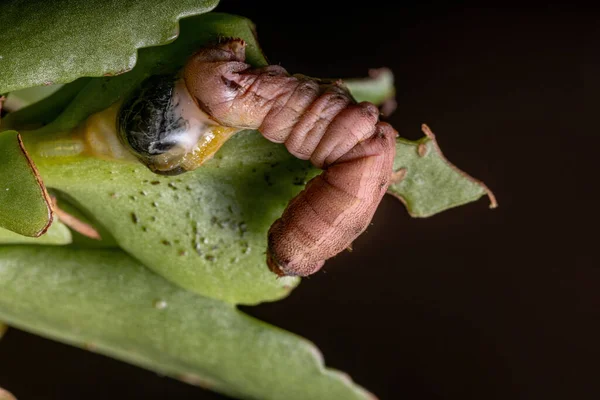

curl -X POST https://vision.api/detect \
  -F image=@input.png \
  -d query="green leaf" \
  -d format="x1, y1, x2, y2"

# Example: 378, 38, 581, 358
0, 219, 72, 245
0, 79, 90, 131
388, 124, 497, 217
345, 68, 395, 106
0, 130, 52, 236
24, 130, 302, 305
0, 0, 219, 94
0, 323, 6, 341
0, 246, 375, 400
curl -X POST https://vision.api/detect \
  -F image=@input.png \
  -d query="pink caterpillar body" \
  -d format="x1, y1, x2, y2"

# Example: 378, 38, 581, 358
183, 39, 397, 276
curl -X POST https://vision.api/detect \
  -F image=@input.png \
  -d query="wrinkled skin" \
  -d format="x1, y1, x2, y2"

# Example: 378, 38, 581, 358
184, 39, 397, 276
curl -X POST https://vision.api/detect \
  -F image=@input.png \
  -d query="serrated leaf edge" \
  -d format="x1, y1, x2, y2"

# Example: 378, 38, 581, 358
388, 124, 498, 217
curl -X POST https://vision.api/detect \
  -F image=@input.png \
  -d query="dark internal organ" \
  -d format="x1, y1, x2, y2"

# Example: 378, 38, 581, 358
118, 74, 239, 175
184, 39, 397, 276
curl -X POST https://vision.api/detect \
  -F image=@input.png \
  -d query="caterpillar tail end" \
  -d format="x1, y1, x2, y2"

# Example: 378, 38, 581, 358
266, 247, 325, 278
266, 249, 287, 277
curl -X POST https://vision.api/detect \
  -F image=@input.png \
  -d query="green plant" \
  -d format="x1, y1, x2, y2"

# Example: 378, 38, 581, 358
0, 2, 495, 399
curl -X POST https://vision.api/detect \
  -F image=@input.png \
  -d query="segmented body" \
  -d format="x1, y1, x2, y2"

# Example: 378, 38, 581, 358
184, 39, 397, 276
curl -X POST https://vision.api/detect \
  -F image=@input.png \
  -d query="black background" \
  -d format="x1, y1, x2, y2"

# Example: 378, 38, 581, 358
1, 1, 598, 399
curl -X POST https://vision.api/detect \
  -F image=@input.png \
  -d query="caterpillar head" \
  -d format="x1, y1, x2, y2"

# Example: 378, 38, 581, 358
118, 73, 239, 175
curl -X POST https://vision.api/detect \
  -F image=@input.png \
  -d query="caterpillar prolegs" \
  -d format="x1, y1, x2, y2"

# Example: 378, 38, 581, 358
119, 39, 397, 277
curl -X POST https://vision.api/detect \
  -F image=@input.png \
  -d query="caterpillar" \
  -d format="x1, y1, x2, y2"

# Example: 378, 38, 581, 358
119, 39, 397, 277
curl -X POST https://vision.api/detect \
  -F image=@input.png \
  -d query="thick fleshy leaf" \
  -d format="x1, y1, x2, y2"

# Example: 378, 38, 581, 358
388, 125, 497, 217
0, 219, 71, 245
24, 130, 302, 305
0, 130, 52, 236
0, 247, 375, 400
0, 0, 219, 94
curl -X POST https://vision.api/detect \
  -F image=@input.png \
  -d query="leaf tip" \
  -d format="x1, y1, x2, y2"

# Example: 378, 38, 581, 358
421, 123, 498, 211
421, 123, 434, 139
487, 190, 499, 209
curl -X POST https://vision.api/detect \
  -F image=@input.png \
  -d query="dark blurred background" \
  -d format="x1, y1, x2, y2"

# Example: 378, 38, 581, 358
1, 1, 597, 399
